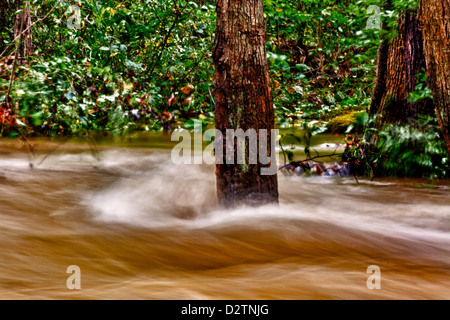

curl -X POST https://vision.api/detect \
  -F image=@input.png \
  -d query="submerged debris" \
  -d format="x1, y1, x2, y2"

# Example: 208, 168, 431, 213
279, 134, 372, 178
279, 161, 351, 177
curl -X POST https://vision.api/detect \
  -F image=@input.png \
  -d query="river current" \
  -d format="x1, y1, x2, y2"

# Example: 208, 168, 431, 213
0, 136, 449, 299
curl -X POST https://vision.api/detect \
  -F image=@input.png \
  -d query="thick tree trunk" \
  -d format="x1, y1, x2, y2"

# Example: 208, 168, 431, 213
13, 0, 32, 61
371, 10, 434, 125
213, 0, 278, 207
419, 0, 450, 156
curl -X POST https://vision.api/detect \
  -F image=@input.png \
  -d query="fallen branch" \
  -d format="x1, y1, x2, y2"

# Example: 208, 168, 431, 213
278, 150, 344, 171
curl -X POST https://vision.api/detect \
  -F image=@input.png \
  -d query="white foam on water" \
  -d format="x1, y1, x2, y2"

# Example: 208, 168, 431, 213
82, 151, 450, 252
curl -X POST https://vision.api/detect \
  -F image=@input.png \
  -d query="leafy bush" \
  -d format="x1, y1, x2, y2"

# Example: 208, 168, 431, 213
375, 123, 448, 179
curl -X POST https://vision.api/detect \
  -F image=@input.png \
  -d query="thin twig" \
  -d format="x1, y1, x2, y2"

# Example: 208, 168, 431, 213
279, 139, 287, 166
278, 150, 344, 171
5, 4, 26, 104
36, 137, 70, 166
208, 88, 215, 106
147, 0, 181, 76
19, 131, 36, 169
177, 52, 207, 86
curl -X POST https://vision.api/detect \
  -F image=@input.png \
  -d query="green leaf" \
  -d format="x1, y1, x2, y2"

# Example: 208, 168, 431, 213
295, 64, 311, 72
285, 149, 294, 161
355, 112, 369, 126
345, 124, 354, 133
15, 119, 27, 127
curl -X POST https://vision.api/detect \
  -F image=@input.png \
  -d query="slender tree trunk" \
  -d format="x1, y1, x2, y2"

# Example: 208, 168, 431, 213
371, 9, 434, 125
13, 0, 32, 61
419, 0, 450, 156
213, 0, 278, 207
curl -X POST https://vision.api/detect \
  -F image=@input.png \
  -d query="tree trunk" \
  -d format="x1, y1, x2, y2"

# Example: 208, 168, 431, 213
419, 0, 450, 156
370, 0, 393, 117
213, 0, 278, 207
13, 0, 32, 61
370, 10, 434, 125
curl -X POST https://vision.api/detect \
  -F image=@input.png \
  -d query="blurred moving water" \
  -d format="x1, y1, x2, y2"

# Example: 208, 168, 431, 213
0, 136, 449, 299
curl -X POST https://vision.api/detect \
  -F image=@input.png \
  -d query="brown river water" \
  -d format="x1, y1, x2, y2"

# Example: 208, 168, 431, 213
0, 134, 449, 299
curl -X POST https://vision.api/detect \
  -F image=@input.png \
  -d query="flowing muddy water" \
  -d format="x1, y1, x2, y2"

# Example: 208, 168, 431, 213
0, 135, 449, 299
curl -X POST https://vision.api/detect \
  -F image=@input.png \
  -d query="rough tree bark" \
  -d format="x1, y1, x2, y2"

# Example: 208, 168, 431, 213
213, 0, 278, 207
419, 0, 450, 156
370, 9, 434, 125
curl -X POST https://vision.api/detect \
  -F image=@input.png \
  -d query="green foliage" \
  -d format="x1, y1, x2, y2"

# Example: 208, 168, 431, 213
326, 111, 366, 133
1, 0, 217, 136
263, 0, 379, 127
337, 112, 448, 179
341, 135, 372, 176
1, 0, 392, 136
375, 122, 448, 179
408, 72, 433, 103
